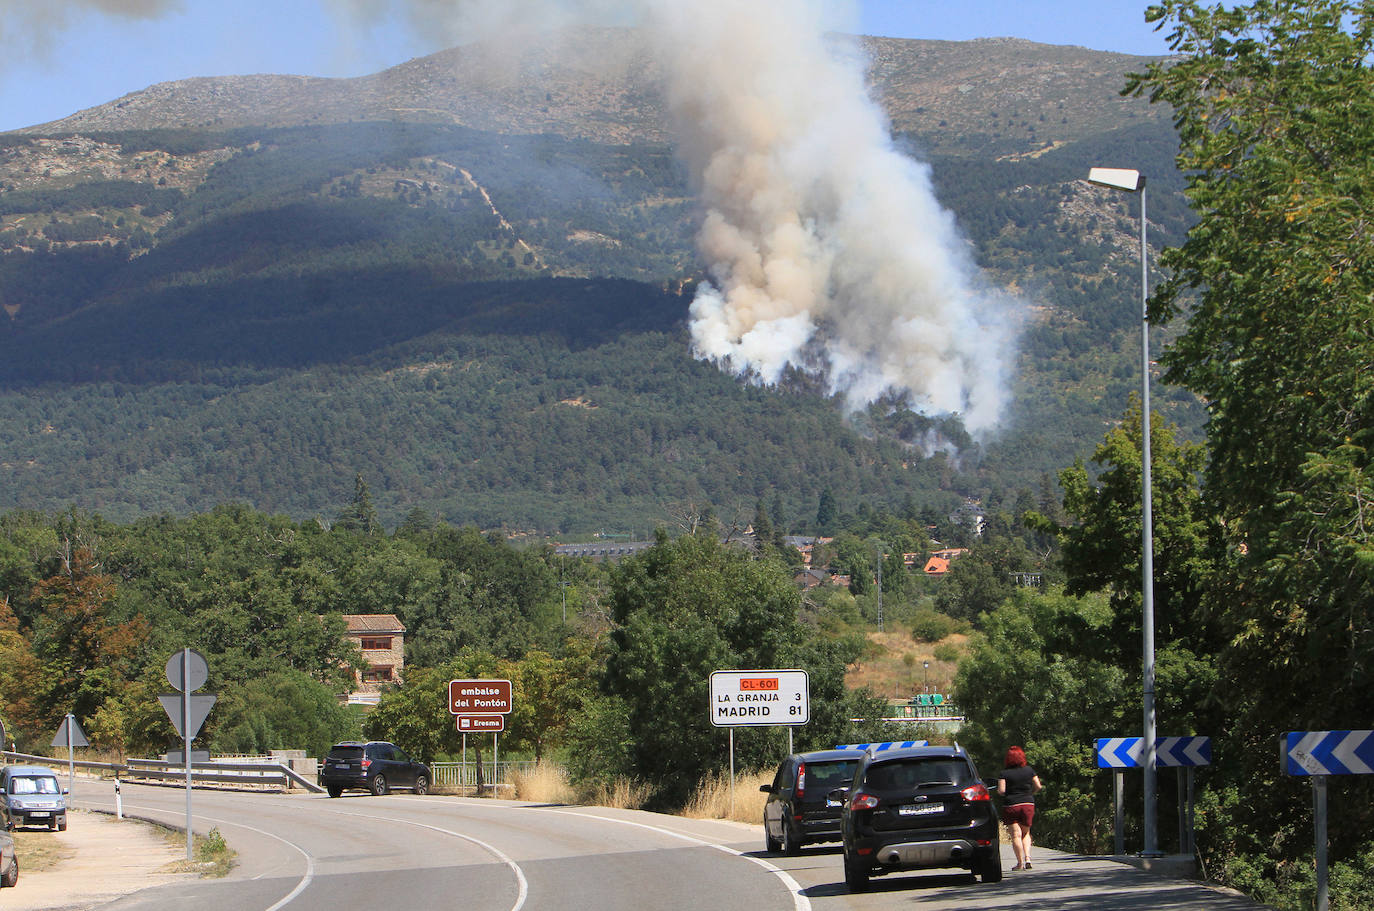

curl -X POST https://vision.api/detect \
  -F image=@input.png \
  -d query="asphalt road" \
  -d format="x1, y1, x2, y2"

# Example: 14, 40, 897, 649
70, 779, 1265, 911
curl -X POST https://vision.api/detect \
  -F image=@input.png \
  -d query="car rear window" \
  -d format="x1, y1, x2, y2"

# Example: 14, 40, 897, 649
805, 760, 858, 790
865, 758, 973, 791
327, 746, 364, 760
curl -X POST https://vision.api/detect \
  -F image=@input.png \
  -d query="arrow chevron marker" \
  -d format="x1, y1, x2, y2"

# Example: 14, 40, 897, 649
1098, 736, 1210, 768
1184, 738, 1211, 766
1096, 737, 1143, 768
1283, 731, 1374, 776
1329, 732, 1371, 774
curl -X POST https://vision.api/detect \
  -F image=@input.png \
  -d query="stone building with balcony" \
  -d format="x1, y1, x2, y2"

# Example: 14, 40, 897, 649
342, 614, 406, 705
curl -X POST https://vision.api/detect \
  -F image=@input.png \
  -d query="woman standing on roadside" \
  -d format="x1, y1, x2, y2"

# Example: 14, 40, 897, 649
997, 746, 1042, 871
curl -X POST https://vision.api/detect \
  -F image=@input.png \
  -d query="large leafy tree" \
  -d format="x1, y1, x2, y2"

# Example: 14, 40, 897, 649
1130, 0, 1374, 724
602, 530, 804, 806
1129, 0, 1374, 893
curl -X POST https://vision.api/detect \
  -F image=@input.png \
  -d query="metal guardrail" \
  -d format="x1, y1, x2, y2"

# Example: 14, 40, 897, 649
4, 752, 540, 796
2, 751, 323, 793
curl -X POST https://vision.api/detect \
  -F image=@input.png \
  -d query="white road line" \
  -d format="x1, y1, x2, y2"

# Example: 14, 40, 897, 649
313, 805, 528, 911
540, 808, 811, 911
118, 802, 314, 911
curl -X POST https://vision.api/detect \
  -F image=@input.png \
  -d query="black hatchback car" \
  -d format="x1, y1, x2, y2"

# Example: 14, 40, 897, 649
319, 741, 431, 797
833, 744, 1001, 890
760, 749, 862, 854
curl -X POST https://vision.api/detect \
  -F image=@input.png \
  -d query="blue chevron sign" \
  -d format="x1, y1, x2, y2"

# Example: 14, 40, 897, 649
1096, 736, 1212, 768
1283, 731, 1374, 776
834, 741, 927, 752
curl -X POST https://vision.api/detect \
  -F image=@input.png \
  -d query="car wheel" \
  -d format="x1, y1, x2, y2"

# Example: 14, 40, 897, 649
782, 822, 801, 857
414, 775, 430, 796
2, 857, 17, 888
326, 785, 342, 798
57, 819, 66, 832
370, 774, 389, 796
843, 851, 869, 892
764, 824, 781, 854
979, 846, 1004, 883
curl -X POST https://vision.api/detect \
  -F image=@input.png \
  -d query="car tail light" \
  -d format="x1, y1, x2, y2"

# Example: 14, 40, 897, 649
961, 783, 992, 802
796, 762, 806, 799
361, 758, 372, 770
849, 791, 880, 811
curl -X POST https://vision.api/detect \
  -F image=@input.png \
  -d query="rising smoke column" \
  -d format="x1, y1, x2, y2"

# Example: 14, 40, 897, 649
344, 0, 1017, 431
640, 0, 1016, 434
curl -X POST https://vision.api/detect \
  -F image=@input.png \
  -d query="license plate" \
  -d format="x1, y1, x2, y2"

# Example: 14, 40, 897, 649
898, 803, 943, 816
29, 812, 48, 818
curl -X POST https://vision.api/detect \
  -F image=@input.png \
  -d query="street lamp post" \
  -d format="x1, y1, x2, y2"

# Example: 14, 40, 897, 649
1087, 166, 1158, 857
875, 542, 886, 632
923, 660, 930, 694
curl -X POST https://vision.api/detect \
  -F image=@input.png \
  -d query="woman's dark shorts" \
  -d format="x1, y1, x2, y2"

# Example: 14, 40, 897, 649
1002, 803, 1035, 828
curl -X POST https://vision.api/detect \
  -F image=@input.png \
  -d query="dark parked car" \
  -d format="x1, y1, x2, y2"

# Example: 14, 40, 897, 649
833, 744, 1001, 891
319, 741, 431, 797
0, 766, 67, 831
760, 749, 861, 854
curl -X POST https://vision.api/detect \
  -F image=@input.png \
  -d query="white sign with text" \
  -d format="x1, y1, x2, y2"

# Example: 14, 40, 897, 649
710, 669, 809, 727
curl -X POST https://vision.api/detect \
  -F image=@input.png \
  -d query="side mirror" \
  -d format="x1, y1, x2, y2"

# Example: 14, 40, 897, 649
826, 787, 849, 808
759, 784, 775, 794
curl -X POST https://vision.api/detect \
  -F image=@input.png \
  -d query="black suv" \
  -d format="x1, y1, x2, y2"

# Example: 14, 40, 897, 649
319, 741, 431, 797
833, 744, 1001, 890
760, 749, 861, 854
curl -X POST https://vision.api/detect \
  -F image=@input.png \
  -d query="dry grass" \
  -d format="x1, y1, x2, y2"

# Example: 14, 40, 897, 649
845, 624, 967, 701
582, 777, 653, 810
510, 761, 577, 804
682, 769, 771, 824
12, 827, 75, 873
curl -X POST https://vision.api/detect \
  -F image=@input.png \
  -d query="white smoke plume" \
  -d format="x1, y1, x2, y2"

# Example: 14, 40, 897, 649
640, 0, 1017, 434
341, 2, 1018, 434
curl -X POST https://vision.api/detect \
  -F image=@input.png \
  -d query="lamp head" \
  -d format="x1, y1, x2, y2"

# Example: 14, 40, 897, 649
1087, 167, 1145, 192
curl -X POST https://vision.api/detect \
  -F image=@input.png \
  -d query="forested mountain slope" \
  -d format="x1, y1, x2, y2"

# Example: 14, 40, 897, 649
0, 29, 1197, 530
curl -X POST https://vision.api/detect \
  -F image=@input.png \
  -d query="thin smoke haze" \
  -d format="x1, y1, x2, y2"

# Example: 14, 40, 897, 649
0, 0, 180, 60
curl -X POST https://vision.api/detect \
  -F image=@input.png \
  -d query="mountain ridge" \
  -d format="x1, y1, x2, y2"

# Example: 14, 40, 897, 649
19, 28, 1167, 155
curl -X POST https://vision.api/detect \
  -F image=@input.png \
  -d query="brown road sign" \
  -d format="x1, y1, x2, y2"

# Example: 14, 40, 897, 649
456, 714, 506, 733
449, 679, 513, 714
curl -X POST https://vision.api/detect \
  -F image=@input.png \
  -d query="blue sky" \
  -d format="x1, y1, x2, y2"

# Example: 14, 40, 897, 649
1, 0, 1172, 133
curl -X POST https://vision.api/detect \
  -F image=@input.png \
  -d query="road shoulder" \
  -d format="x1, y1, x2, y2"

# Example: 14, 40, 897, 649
4, 809, 191, 911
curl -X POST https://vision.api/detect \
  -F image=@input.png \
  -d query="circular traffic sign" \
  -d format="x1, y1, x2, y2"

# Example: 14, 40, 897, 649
165, 649, 210, 693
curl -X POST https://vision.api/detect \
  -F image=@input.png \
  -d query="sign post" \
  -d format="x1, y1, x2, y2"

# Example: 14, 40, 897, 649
710, 670, 810, 818
1096, 735, 1211, 856
1282, 730, 1374, 911
161, 648, 214, 861
50, 714, 89, 793
449, 680, 513, 795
